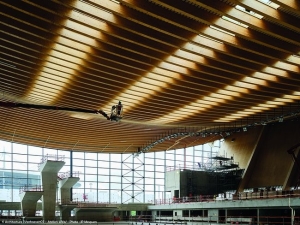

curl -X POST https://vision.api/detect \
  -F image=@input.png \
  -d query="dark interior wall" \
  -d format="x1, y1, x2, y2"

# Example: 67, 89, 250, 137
220, 120, 300, 189
248, 122, 299, 187
180, 170, 211, 196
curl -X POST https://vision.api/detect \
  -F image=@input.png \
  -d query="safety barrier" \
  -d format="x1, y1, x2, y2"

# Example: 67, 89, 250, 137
155, 189, 300, 205
19, 185, 43, 194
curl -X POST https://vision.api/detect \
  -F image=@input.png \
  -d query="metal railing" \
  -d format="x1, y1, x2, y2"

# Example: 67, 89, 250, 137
19, 185, 43, 194
155, 190, 300, 205
57, 171, 80, 180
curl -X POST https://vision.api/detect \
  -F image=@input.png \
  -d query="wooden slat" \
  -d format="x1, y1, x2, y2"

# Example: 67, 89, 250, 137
0, 0, 300, 153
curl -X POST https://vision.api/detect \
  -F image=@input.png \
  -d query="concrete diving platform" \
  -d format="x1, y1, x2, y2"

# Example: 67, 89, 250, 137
39, 154, 66, 221
57, 172, 80, 221
19, 186, 43, 217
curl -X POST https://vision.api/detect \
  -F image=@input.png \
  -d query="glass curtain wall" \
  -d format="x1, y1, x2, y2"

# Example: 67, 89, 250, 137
0, 139, 221, 203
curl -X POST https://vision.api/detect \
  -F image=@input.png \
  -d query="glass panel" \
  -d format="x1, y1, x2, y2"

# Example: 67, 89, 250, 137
155, 159, 165, 166
111, 168, 121, 176
186, 155, 194, 163
13, 162, 27, 170
145, 152, 154, 158
72, 189, 84, 201
122, 195, 132, 204
145, 191, 154, 203
28, 163, 39, 171
155, 178, 164, 185
84, 160, 97, 168
72, 152, 84, 159
186, 146, 194, 155
111, 176, 121, 183
85, 166, 97, 174
0, 140, 12, 153
176, 155, 185, 162
86, 189, 97, 202
175, 148, 184, 155
110, 181, 122, 190
166, 149, 175, 154
13, 178, 28, 186
28, 155, 42, 163
98, 160, 109, 168
98, 175, 109, 182
0, 138, 217, 204
98, 182, 109, 189
155, 165, 165, 173
194, 157, 203, 168
62, 159, 70, 167
194, 150, 202, 157
111, 161, 121, 169
144, 164, 154, 172
98, 153, 109, 161
155, 151, 165, 159
98, 191, 109, 202
110, 191, 121, 203
98, 168, 109, 175
28, 178, 41, 186
73, 158, 84, 166
86, 182, 97, 190
194, 145, 202, 151
145, 178, 154, 184
134, 156, 144, 164
134, 192, 144, 203
203, 144, 211, 151
85, 174, 97, 182
85, 152, 97, 160
28, 146, 42, 155
58, 150, 70, 161
44, 148, 57, 156
13, 143, 27, 154
60, 165, 71, 173
155, 172, 164, 178
0, 159, 12, 169
73, 166, 85, 174
13, 154, 28, 163
144, 158, 154, 165
134, 177, 144, 184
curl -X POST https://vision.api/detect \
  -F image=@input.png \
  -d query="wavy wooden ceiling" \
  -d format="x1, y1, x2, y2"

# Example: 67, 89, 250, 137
1, 0, 300, 153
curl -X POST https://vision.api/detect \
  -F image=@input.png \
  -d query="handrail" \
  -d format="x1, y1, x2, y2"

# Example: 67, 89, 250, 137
155, 189, 300, 205
19, 185, 43, 194
57, 171, 80, 179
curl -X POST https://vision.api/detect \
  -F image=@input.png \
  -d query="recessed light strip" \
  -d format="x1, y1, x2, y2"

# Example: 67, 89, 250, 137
209, 25, 235, 36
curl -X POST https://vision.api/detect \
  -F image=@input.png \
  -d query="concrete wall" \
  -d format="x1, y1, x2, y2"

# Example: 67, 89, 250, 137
173, 209, 182, 218
165, 169, 180, 197
207, 209, 218, 222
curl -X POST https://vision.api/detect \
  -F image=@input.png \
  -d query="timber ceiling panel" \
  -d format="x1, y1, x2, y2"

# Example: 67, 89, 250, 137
0, 0, 300, 153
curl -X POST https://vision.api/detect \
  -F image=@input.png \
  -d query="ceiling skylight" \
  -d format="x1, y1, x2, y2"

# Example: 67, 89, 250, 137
257, 0, 280, 9
110, 0, 120, 4
235, 5, 263, 19
222, 16, 248, 28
